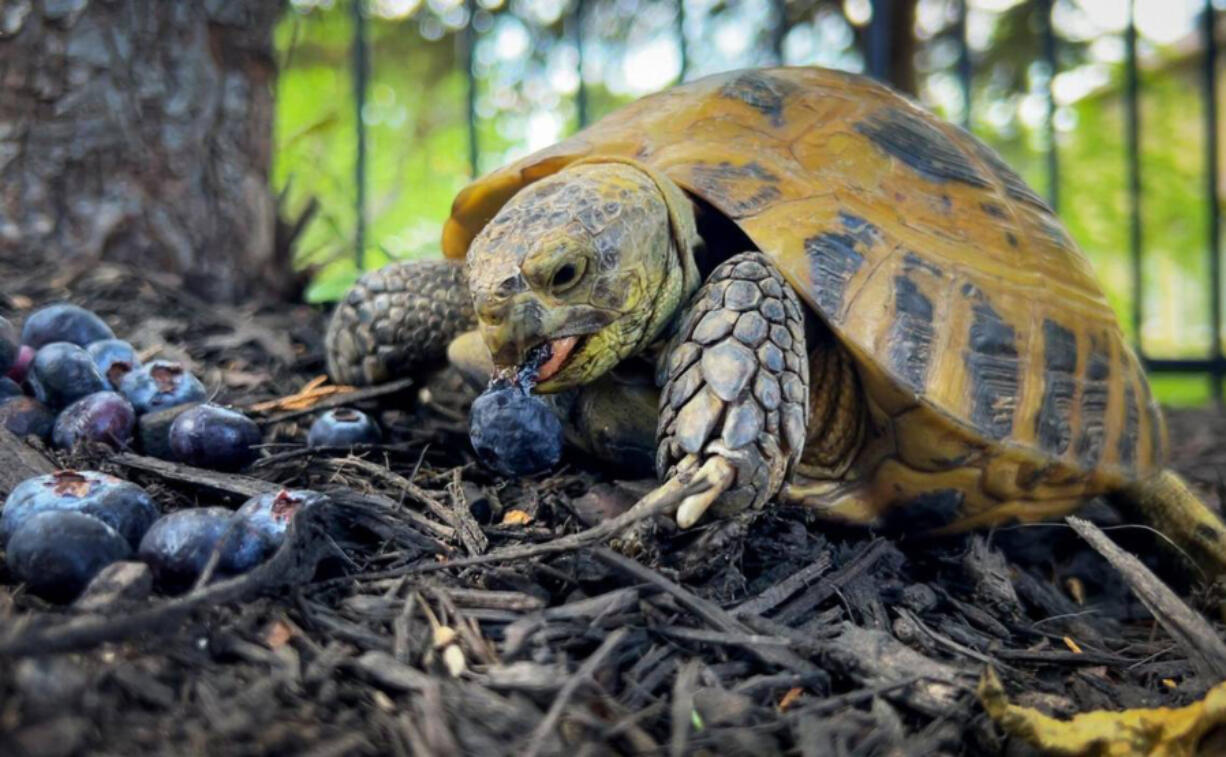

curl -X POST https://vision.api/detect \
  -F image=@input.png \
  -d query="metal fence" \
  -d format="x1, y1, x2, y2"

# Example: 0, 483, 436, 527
346, 0, 1226, 398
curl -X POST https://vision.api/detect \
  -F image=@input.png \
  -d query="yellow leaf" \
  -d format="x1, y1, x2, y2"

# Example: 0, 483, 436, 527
1063, 636, 1083, 655
501, 509, 534, 526
979, 666, 1226, 756
778, 687, 803, 712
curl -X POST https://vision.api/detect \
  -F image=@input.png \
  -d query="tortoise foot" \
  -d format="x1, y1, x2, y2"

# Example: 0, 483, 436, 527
325, 259, 475, 386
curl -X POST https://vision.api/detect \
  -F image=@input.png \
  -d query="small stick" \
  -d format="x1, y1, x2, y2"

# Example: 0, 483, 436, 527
1067, 516, 1226, 680
524, 627, 629, 757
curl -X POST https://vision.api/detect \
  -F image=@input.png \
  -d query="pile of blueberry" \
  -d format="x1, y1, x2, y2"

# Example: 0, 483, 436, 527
1, 470, 322, 601
0, 302, 391, 602
2, 303, 386, 459
0, 303, 265, 467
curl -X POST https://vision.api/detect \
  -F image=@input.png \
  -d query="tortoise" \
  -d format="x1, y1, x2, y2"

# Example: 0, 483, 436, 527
326, 66, 1226, 573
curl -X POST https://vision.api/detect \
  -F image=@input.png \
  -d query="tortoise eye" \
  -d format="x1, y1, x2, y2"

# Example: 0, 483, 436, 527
550, 260, 585, 293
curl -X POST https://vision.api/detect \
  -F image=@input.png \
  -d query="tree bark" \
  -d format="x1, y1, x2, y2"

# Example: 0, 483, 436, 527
0, 0, 285, 303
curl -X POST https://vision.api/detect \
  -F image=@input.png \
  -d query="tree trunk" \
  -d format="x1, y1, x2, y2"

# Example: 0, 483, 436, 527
0, 0, 286, 303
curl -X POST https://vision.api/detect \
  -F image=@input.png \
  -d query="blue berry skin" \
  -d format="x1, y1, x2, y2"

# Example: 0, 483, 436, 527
7, 344, 34, 384
119, 360, 206, 415
306, 408, 382, 448
469, 383, 564, 476
0, 397, 55, 440
52, 391, 137, 450
28, 342, 108, 410
137, 507, 235, 593
1, 470, 158, 550
20, 304, 115, 349
169, 403, 261, 471
87, 339, 140, 389
220, 489, 325, 573
0, 376, 23, 403
0, 315, 17, 375
6, 510, 131, 602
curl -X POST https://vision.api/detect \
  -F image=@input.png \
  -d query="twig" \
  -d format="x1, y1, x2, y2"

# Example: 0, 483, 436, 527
322, 457, 464, 536
112, 452, 276, 498
403, 471, 713, 573
1067, 516, 1226, 680
592, 547, 821, 676
733, 550, 832, 616
257, 377, 415, 425
523, 627, 629, 757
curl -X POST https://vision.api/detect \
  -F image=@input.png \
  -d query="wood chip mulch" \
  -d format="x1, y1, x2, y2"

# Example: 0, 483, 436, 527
1, 257, 1225, 756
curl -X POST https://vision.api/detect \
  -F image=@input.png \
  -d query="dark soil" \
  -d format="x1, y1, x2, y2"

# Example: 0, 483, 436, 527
2, 256, 1225, 756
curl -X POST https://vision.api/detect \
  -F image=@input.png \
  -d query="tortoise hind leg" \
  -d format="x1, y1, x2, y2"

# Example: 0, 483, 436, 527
326, 260, 475, 386
1111, 470, 1226, 577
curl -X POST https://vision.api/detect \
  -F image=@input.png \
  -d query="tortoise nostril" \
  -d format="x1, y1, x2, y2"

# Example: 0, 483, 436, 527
497, 275, 521, 296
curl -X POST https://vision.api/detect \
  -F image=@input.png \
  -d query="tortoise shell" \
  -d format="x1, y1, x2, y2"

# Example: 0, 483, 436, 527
442, 66, 1164, 494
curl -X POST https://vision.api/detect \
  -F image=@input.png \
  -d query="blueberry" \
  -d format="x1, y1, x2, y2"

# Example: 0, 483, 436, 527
119, 360, 206, 414
1, 470, 158, 549
221, 489, 325, 573
7, 344, 34, 384
469, 383, 563, 476
87, 339, 140, 389
20, 304, 114, 349
307, 408, 382, 448
0, 397, 55, 440
6, 511, 131, 602
0, 376, 23, 403
168, 403, 261, 471
52, 391, 136, 450
0, 315, 16, 375
28, 342, 108, 410
137, 507, 236, 592
137, 402, 199, 461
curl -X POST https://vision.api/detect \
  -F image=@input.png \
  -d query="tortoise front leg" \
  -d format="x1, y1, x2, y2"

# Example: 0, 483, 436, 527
326, 260, 476, 386
650, 251, 810, 527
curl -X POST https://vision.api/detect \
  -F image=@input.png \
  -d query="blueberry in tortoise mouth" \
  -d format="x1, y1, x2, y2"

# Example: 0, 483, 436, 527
468, 382, 564, 477
516, 336, 582, 388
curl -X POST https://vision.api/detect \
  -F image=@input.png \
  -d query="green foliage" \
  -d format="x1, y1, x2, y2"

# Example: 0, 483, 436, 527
276, 7, 472, 302
273, 3, 1221, 402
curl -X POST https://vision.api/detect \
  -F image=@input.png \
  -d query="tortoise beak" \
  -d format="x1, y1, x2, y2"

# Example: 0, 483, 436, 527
477, 298, 611, 384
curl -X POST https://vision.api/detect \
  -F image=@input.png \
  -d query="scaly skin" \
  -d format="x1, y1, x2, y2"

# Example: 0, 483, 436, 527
325, 260, 475, 386
656, 252, 809, 519
463, 159, 701, 392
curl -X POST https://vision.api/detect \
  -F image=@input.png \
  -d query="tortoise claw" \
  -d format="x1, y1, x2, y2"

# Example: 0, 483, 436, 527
675, 456, 737, 528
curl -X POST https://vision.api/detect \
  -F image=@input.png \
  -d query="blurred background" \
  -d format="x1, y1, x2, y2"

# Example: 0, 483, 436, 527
275, 0, 1226, 404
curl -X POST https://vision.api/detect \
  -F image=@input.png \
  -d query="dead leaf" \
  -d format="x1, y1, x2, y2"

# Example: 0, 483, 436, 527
979, 666, 1226, 756
264, 619, 294, 649
778, 687, 803, 712
501, 510, 534, 526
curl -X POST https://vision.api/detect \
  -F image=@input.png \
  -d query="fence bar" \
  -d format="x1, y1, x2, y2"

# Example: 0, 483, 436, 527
866, 0, 891, 83
771, 0, 787, 65
676, 0, 688, 81
463, 0, 478, 177
572, 0, 589, 127
352, 0, 369, 269
1126, 0, 1142, 350
1205, 0, 1223, 400
1039, 0, 1058, 212
956, 0, 971, 130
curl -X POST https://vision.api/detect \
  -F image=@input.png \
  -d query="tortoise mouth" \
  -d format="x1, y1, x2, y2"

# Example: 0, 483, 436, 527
534, 336, 581, 384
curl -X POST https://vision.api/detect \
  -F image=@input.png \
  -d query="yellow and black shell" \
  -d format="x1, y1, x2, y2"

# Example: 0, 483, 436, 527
441, 66, 1164, 502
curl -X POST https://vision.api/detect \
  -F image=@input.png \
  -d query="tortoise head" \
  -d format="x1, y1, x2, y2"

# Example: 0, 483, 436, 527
465, 159, 701, 392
